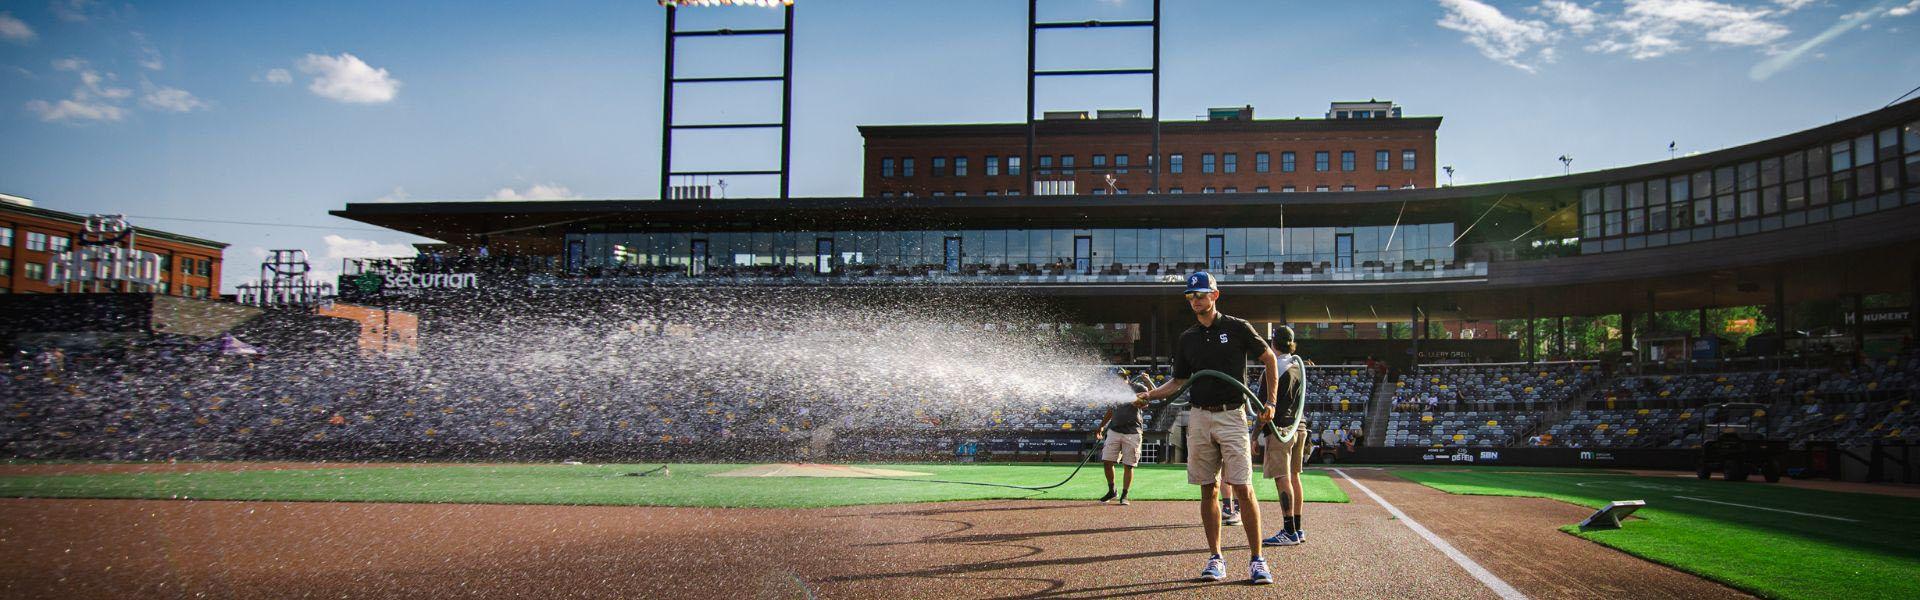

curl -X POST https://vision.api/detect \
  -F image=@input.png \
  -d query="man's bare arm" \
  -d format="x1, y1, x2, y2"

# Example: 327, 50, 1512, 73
1135, 378, 1188, 406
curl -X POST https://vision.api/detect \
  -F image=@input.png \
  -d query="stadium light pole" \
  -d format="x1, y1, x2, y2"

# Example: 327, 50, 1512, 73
659, 0, 796, 200
1558, 155, 1573, 176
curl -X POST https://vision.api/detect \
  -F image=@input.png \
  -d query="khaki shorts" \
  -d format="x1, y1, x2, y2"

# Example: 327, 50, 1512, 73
1185, 407, 1252, 486
1102, 431, 1142, 466
1262, 424, 1309, 478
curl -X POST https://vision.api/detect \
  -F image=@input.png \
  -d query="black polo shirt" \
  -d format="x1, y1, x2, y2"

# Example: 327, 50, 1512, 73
1172, 313, 1269, 409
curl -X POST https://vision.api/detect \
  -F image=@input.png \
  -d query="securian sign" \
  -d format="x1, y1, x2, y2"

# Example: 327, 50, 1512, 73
383, 272, 480, 290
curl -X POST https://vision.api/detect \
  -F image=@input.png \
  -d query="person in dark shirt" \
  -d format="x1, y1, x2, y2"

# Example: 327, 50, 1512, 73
1134, 271, 1279, 585
1094, 392, 1149, 505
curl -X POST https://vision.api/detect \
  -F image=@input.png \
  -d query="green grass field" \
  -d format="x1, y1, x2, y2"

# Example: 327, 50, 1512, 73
1394, 469, 1920, 600
0, 462, 1348, 508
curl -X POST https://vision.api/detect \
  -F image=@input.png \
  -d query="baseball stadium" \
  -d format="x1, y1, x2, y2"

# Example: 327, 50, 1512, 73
6, 1, 1920, 599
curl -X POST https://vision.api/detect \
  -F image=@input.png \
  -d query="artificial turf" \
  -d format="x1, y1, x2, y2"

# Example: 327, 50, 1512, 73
0, 462, 1348, 508
1394, 469, 1920, 600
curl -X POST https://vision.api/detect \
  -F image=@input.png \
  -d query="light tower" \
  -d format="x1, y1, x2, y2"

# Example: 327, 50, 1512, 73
659, 0, 796, 200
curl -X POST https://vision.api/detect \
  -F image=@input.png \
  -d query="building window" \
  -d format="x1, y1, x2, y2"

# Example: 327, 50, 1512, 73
1340, 151, 1355, 172
0, 226, 11, 248
1006, 190, 1021, 196
903, 158, 915, 177
1402, 150, 1417, 171
933, 157, 948, 177
986, 156, 1000, 176
1115, 154, 1129, 174
1169, 187, 1184, 194
49, 236, 69, 252
1223, 187, 1237, 193
1007, 156, 1021, 176
984, 191, 998, 196
1314, 151, 1329, 172
25, 231, 48, 252
0, 258, 9, 277
953, 191, 967, 197
1202, 153, 1216, 174
882, 158, 895, 178
1341, 185, 1356, 191
1282, 151, 1296, 172
1281, 185, 1295, 192
1170, 153, 1184, 174
1315, 185, 1329, 192
932, 191, 946, 197
881, 192, 895, 197
954, 157, 968, 177
1376, 150, 1390, 171
1255, 152, 1270, 173
1223, 153, 1238, 173
1202, 187, 1216, 194
1092, 154, 1107, 171
1256, 186, 1270, 192
1061, 155, 1075, 175
1038, 155, 1053, 174
1376, 185, 1390, 190
24, 262, 44, 281
1092, 189, 1106, 195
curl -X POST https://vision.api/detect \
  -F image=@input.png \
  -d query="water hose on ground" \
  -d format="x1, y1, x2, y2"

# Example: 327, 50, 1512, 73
868, 368, 1305, 492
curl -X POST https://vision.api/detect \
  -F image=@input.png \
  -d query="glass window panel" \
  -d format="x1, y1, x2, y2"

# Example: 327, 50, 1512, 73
1694, 197, 1715, 224
1785, 181, 1806, 211
1647, 178, 1667, 207
1807, 145, 1827, 176
1739, 190, 1758, 217
1831, 141, 1852, 172
1880, 128, 1900, 154
1670, 199, 1691, 229
1809, 176, 1829, 205
1784, 151, 1804, 181
1855, 135, 1874, 165
1830, 174, 1854, 202
1603, 185, 1622, 211
1715, 166, 1735, 195
1604, 212, 1623, 236
1717, 195, 1737, 221
1903, 120, 1920, 155
1738, 162, 1759, 190
1582, 188, 1601, 213
1692, 171, 1712, 199
1668, 176, 1688, 203
1907, 154, 1920, 186
1649, 204, 1668, 232
1761, 187, 1781, 214
1879, 159, 1898, 193
1626, 208, 1645, 234
1626, 182, 1645, 208
1856, 164, 1876, 196
1760, 157, 1780, 186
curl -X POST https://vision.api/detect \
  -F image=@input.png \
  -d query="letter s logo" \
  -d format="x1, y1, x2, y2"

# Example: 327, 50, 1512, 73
1219, 333, 1229, 344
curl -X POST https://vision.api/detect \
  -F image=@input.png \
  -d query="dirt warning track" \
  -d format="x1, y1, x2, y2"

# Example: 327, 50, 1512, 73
0, 471, 1749, 599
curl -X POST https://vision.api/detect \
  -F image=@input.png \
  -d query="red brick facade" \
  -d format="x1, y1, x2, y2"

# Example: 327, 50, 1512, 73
860, 117, 1440, 197
0, 202, 226, 297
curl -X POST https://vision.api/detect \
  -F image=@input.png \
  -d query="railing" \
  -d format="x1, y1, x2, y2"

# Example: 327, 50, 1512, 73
528, 262, 1489, 287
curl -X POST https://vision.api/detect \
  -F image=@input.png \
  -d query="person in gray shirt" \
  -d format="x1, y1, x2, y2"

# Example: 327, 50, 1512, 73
1094, 394, 1149, 505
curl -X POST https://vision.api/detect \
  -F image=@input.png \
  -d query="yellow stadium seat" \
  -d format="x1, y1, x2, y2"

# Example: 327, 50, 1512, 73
1626, 428, 1638, 435
1452, 434, 1464, 441
1422, 414, 1434, 423
1637, 408, 1650, 415
1596, 423, 1609, 430
1486, 420, 1498, 427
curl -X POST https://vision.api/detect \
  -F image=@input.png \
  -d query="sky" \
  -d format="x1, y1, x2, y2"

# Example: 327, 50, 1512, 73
0, 0, 1917, 293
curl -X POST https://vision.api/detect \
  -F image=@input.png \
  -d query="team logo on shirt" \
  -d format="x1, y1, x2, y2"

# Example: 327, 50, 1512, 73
1219, 333, 1229, 344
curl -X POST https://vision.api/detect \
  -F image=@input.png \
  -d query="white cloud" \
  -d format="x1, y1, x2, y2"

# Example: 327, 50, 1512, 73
255, 68, 292, 84
132, 32, 163, 70
1533, 0, 1599, 34
26, 57, 134, 123
487, 183, 579, 201
49, 0, 97, 23
1590, 0, 1793, 60
140, 85, 206, 112
25, 97, 124, 122
0, 12, 35, 44
1774, 0, 1818, 9
1437, 0, 1559, 72
373, 186, 411, 203
296, 53, 400, 104
323, 234, 416, 261
1893, 1, 1920, 17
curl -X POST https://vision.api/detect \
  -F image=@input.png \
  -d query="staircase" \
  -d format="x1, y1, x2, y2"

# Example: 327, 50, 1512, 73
1365, 371, 1396, 447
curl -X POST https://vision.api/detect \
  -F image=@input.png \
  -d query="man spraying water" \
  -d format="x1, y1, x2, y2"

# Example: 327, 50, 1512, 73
1134, 272, 1279, 585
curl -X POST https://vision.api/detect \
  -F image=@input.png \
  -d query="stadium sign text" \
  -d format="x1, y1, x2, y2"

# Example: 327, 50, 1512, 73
384, 273, 480, 290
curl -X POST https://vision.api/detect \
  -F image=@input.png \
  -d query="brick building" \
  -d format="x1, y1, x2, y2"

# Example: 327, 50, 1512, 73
0, 194, 226, 297
860, 101, 1440, 197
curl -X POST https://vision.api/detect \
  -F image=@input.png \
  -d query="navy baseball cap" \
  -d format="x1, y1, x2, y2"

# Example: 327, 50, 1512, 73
1183, 271, 1218, 294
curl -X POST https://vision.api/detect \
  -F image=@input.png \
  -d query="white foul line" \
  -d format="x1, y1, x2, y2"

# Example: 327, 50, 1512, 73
1669, 496, 1860, 522
1333, 468, 1528, 600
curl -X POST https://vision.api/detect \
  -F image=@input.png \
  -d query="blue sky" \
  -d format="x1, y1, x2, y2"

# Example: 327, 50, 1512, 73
0, 0, 1916, 292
